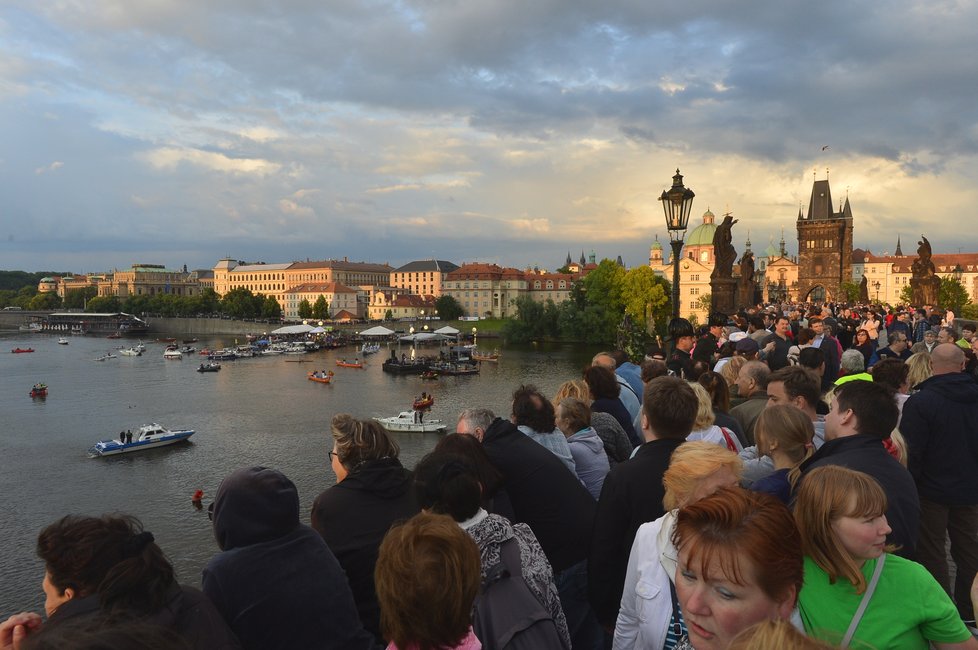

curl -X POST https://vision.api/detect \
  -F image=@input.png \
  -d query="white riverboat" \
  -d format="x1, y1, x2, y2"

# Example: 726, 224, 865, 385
119, 347, 142, 356
374, 411, 447, 433
88, 423, 195, 457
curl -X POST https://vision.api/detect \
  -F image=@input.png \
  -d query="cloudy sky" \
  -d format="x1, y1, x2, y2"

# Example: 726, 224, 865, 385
2, 0, 977, 274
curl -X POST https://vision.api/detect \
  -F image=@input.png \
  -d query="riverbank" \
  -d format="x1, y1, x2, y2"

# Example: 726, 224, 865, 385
0, 311, 504, 338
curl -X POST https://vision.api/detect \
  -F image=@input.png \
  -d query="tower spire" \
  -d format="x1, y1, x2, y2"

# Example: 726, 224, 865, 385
895, 235, 903, 257
780, 226, 786, 257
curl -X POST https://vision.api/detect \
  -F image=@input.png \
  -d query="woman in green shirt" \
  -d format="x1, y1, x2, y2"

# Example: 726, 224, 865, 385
795, 466, 978, 649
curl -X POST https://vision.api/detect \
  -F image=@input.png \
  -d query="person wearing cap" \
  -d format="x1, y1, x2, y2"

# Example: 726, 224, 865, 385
666, 318, 696, 379
912, 327, 940, 354
691, 313, 725, 367
204, 466, 376, 650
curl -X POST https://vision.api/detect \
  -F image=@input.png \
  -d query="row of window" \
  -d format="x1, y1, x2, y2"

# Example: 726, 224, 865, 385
804, 240, 835, 249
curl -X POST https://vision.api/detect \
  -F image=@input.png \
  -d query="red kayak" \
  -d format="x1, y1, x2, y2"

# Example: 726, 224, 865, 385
12, 348, 34, 353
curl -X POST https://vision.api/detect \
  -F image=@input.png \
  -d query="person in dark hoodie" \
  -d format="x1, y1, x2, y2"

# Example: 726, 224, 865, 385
204, 466, 376, 650
311, 414, 419, 641
0, 514, 239, 650
901, 343, 978, 622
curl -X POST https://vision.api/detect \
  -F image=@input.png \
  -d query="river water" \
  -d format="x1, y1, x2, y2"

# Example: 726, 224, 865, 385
0, 331, 595, 615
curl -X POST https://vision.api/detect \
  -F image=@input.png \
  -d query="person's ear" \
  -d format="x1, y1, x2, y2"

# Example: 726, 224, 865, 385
775, 585, 797, 620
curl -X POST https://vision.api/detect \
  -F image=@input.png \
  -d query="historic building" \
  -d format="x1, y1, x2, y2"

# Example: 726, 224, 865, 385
281, 282, 358, 320
442, 263, 527, 319
796, 176, 853, 302
649, 209, 719, 322
390, 260, 460, 297
760, 231, 799, 303
98, 264, 201, 298
854, 245, 978, 305
213, 257, 394, 315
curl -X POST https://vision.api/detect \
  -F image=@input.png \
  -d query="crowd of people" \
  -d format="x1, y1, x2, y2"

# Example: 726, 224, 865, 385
3, 302, 978, 650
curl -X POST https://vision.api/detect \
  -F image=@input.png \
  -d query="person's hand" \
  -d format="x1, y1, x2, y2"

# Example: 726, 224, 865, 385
764, 341, 775, 353
0, 613, 42, 650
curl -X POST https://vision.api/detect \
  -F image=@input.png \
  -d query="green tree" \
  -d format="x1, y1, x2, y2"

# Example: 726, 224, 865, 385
262, 295, 282, 320
940, 277, 971, 314
63, 286, 98, 309
899, 284, 913, 305
839, 281, 861, 303
312, 295, 329, 320
384, 309, 394, 321
560, 259, 626, 342
220, 287, 260, 319
29, 291, 61, 310
297, 299, 313, 319
503, 296, 559, 343
620, 266, 670, 335
86, 296, 121, 312
435, 295, 464, 321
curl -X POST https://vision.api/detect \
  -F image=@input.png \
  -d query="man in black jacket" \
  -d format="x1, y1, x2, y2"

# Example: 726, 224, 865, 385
799, 380, 919, 559
456, 407, 600, 648
901, 343, 978, 620
587, 376, 698, 631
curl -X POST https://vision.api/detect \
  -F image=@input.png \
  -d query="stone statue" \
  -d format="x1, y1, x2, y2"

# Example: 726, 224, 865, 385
711, 214, 739, 280
737, 252, 757, 309
859, 275, 869, 302
910, 234, 940, 306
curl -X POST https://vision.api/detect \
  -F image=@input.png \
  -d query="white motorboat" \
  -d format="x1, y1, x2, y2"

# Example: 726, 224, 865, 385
374, 411, 447, 433
57, 338, 69, 345
163, 348, 183, 359
89, 423, 195, 457
120, 347, 142, 356
134, 341, 147, 352
361, 343, 381, 355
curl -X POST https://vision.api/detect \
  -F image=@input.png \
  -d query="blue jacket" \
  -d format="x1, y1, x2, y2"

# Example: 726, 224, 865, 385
566, 427, 611, 499
902, 372, 978, 505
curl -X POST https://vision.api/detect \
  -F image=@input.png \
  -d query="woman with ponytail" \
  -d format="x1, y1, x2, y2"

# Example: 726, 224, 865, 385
0, 514, 239, 649
749, 404, 815, 504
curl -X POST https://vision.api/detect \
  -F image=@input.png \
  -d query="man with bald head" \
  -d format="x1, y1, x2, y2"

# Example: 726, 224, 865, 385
902, 343, 978, 622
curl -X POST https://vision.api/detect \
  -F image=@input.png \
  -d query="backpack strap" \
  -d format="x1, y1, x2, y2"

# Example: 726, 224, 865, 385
719, 427, 738, 452
841, 553, 886, 648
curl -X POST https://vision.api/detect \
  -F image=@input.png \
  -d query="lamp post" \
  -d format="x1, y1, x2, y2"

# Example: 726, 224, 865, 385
873, 280, 881, 302
659, 169, 696, 319
472, 327, 478, 346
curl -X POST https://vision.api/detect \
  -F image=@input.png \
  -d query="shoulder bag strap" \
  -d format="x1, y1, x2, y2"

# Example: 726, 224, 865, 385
841, 553, 886, 648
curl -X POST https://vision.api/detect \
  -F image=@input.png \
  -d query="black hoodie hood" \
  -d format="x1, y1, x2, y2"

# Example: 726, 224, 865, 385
212, 466, 300, 551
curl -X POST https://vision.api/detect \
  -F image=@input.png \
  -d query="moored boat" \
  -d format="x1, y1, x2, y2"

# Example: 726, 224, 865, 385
30, 383, 48, 398
374, 411, 447, 433
197, 362, 221, 372
163, 348, 183, 359
57, 338, 69, 345
419, 370, 440, 380
88, 423, 195, 457
307, 370, 334, 384
361, 343, 381, 355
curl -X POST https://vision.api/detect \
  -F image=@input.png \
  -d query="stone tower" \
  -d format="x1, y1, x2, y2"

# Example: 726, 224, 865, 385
796, 176, 853, 302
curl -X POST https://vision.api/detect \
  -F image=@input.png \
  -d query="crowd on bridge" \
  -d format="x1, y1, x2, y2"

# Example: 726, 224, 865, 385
3, 301, 978, 650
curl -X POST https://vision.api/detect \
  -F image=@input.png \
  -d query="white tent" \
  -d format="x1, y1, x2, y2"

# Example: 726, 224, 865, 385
309, 326, 327, 334
398, 332, 452, 343
360, 325, 395, 337
271, 324, 315, 335
434, 325, 460, 335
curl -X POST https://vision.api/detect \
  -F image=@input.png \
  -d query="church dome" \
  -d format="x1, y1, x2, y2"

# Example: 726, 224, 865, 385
651, 239, 662, 250
764, 242, 779, 258
685, 220, 717, 247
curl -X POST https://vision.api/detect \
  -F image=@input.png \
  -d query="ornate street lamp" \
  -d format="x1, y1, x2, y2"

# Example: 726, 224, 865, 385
472, 327, 478, 346
872, 280, 881, 302
659, 169, 695, 319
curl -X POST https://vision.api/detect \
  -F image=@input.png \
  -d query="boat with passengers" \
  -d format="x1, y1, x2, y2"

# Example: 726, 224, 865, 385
88, 423, 195, 457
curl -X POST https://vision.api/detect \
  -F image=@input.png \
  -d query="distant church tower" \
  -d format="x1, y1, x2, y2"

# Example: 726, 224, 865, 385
796, 173, 854, 302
